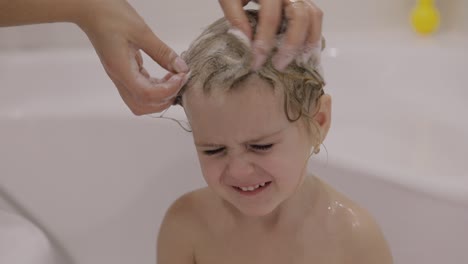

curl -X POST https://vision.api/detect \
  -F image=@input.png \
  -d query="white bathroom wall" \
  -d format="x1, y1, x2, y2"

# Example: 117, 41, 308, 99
0, 0, 466, 52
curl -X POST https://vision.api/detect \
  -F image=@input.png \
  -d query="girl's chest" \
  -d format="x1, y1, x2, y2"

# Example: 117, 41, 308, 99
194, 228, 348, 264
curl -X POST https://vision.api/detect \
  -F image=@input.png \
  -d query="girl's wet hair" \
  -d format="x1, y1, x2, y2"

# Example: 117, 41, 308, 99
175, 10, 325, 134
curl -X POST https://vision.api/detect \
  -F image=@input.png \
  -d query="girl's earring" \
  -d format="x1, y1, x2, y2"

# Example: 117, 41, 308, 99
313, 145, 321, 154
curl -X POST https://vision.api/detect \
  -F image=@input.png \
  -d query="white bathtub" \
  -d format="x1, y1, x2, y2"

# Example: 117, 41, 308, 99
1, 31, 467, 264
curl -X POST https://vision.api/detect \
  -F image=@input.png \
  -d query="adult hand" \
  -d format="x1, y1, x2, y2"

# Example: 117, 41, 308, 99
74, 0, 189, 115
218, 0, 323, 71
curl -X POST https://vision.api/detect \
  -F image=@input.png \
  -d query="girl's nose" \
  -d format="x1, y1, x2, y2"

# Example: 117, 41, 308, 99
226, 154, 254, 179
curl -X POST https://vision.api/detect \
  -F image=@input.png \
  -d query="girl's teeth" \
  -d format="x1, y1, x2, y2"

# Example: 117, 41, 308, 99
239, 182, 267, 192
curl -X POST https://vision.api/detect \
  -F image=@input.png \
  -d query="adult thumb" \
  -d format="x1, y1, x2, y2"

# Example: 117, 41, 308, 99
138, 27, 189, 74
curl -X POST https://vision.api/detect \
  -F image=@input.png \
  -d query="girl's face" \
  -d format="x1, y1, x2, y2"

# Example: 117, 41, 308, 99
184, 76, 323, 217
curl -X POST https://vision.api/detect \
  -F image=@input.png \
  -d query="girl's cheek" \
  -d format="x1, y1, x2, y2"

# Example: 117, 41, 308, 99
257, 156, 288, 175
200, 159, 224, 180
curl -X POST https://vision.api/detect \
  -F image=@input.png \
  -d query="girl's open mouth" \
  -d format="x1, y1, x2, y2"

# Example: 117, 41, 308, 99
233, 181, 272, 195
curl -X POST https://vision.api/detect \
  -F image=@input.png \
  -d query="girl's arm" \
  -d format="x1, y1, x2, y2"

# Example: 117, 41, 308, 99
157, 194, 198, 264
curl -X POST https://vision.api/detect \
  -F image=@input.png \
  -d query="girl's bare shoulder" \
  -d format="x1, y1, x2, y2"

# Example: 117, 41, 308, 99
318, 179, 393, 264
161, 187, 224, 230
157, 187, 220, 263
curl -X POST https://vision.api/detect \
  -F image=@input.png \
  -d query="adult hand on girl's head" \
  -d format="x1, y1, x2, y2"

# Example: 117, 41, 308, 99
74, 0, 189, 115
218, 0, 323, 71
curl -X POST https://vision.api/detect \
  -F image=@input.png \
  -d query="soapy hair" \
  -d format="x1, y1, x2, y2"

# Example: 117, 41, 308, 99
175, 10, 325, 133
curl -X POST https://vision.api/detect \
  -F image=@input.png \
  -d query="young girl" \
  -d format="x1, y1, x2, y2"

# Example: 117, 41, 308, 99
157, 10, 392, 264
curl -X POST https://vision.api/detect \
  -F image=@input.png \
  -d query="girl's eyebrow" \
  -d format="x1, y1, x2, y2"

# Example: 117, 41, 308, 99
247, 127, 286, 144
195, 127, 287, 147
195, 143, 224, 148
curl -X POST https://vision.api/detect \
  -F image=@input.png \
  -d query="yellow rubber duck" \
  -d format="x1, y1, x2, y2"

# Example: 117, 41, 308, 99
411, 0, 440, 35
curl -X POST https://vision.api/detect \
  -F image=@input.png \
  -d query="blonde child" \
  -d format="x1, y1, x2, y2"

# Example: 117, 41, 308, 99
157, 10, 392, 264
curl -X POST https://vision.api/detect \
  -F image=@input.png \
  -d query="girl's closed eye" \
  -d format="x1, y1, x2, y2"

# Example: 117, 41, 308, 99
250, 144, 273, 151
203, 147, 225, 156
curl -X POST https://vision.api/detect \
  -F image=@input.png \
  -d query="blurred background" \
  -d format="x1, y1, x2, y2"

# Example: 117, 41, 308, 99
1, 1, 467, 264
0, 0, 467, 52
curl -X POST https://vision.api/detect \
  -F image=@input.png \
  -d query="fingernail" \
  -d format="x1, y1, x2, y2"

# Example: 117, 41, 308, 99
227, 28, 251, 47
297, 44, 322, 67
172, 56, 189, 73
252, 53, 268, 71
251, 41, 270, 71
272, 51, 295, 71
305, 40, 322, 57
181, 72, 191, 87
168, 74, 182, 84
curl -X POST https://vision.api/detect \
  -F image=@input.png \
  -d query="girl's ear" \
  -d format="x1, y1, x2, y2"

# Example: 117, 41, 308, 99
313, 94, 332, 143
